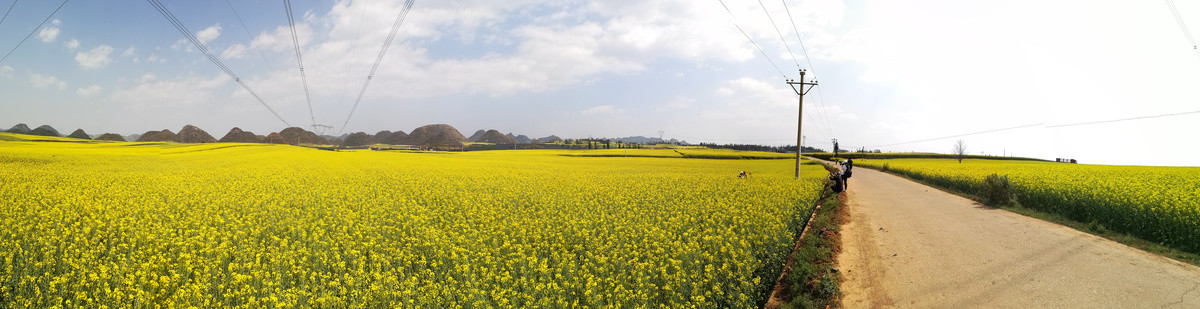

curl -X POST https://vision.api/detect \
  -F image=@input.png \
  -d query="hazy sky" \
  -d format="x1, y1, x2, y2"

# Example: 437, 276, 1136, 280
1, 0, 1198, 166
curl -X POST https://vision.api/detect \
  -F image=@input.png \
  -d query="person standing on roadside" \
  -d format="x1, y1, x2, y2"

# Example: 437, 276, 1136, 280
840, 158, 853, 190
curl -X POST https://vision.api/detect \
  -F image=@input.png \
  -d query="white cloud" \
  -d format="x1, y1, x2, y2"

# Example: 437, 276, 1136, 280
171, 39, 190, 51
30, 73, 67, 90
147, 54, 164, 63
138, 72, 157, 83
122, 46, 137, 57
221, 44, 248, 59
582, 105, 623, 115
52, 19, 61, 26
65, 39, 80, 49
76, 85, 103, 97
0, 65, 12, 78
109, 74, 228, 109
250, 24, 312, 52
664, 96, 694, 109
75, 45, 114, 69
197, 24, 222, 45
39, 27, 60, 42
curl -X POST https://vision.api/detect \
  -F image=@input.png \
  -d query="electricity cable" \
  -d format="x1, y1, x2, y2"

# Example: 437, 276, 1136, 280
223, 0, 274, 71
0, 0, 68, 67
869, 123, 1044, 148
716, 0, 788, 79
338, 0, 416, 135
1166, 0, 1200, 60
0, 0, 18, 28
780, 0, 836, 138
758, 0, 800, 68
146, 0, 292, 127
335, 0, 370, 115
1046, 110, 1200, 128
284, 0, 317, 128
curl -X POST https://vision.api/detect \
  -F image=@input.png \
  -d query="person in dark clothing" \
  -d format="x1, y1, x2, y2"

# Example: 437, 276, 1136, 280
839, 159, 853, 190
829, 171, 844, 193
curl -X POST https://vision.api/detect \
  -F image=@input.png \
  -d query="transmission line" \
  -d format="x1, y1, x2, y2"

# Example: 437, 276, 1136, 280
869, 123, 1044, 148
0, 0, 19, 28
223, 0, 273, 71
284, 0, 317, 129
0, 0, 68, 67
780, 0, 836, 138
716, 0, 788, 79
334, 0, 369, 122
146, 0, 292, 127
758, 0, 800, 68
1166, 0, 1200, 60
1047, 110, 1200, 128
338, 0, 416, 135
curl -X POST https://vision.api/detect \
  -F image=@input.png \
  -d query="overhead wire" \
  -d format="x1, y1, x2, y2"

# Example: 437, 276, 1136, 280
1046, 110, 1200, 128
0, 0, 68, 67
780, 0, 836, 139
223, 0, 274, 71
757, 0, 800, 68
1165, 0, 1200, 60
868, 123, 1044, 148
335, 0, 370, 117
716, 0, 789, 79
0, 0, 18, 28
337, 0, 416, 135
145, 0, 292, 127
756, 0, 838, 142
284, 0, 317, 129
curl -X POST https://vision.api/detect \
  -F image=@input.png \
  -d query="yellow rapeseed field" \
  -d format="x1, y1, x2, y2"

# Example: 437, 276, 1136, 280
0, 135, 827, 308
855, 158, 1200, 254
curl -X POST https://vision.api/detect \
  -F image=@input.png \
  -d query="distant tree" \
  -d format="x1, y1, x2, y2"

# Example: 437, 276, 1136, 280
953, 139, 967, 163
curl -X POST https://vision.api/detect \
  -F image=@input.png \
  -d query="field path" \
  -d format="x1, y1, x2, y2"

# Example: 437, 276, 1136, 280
837, 165, 1200, 308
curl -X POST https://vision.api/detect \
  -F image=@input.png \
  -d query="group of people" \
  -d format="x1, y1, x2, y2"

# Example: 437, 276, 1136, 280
830, 158, 853, 193
736, 158, 852, 194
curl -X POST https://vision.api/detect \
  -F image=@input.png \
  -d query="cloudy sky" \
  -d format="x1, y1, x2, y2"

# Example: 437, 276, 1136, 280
1, 0, 1198, 166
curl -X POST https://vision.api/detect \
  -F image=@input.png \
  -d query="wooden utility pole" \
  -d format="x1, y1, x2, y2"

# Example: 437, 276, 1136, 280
787, 69, 818, 178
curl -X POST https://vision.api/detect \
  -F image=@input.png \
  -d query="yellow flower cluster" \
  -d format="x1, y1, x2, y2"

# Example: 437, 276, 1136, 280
855, 158, 1200, 253
0, 139, 827, 307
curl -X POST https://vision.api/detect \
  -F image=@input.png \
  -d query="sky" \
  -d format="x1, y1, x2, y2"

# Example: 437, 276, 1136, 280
1, 0, 1198, 166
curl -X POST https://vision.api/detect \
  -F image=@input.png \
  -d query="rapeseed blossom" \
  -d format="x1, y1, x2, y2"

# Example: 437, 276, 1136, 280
0, 138, 827, 307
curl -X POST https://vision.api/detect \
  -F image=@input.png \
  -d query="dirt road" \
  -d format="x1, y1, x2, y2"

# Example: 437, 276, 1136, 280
838, 166, 1200, 308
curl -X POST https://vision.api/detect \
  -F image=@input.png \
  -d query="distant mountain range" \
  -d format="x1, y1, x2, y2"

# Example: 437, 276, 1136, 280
5, 122, 698, 147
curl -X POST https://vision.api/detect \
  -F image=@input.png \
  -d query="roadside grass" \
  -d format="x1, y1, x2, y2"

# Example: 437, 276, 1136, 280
862, 166, 1200, 267
769, 161, 844, 309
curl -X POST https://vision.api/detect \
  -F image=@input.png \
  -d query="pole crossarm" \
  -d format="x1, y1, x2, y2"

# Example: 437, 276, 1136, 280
786, 79, 818, 96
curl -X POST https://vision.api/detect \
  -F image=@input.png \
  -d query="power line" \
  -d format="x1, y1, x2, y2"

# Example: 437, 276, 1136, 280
716, 0, 788, 79
284, 0, 317, 128
145, 0, 292, 127
223, 0, 273, 71
757, 0, 800, 68
338, 0, 416, 135
811, 85, 836, 139
0, 0, 19, 28
0, 0, 68, 67
1046, 110, 1200, 128
780, 0, 836, 138
1166, 0, 1200, 60
869, 123, 1044, 148
335, 0, 370, 117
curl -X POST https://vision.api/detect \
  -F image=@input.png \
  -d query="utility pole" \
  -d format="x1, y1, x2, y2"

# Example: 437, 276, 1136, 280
787, 69, 818, 178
